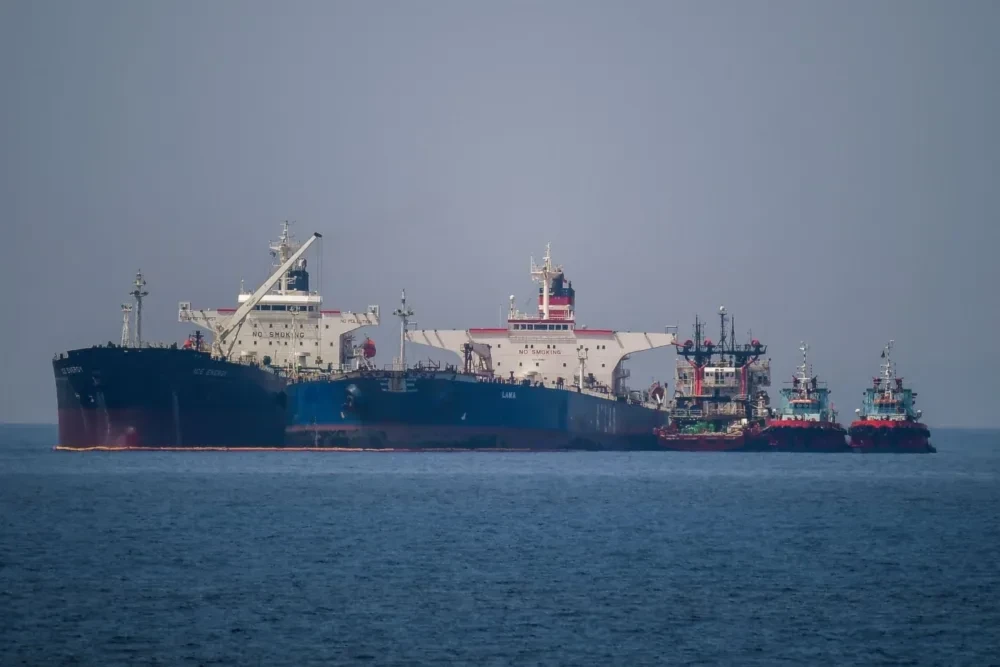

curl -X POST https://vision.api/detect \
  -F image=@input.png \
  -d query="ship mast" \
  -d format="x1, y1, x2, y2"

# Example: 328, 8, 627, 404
120, 303, 133, 347
531, 243, 560, 320
577, 345, 588, 391
269, 221, 298, 294
795, 341, 810, 398
393, 290, 415, 371
718, 305, 728, 359
129, 271, 148, 347
880, 339, 895, 401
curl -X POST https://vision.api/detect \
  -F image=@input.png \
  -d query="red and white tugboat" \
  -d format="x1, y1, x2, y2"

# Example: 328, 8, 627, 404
761, 343, 850, 452
848, 340, 934, 453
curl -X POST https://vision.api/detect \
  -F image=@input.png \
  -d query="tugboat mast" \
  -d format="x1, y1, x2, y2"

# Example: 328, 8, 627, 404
880, 339, 896, 400
129, 271, 148, 347
798, 342, 810, 382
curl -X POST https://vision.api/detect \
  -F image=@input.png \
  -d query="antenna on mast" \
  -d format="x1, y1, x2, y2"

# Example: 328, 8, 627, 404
718, 305, 727, 350
270, 221, 298, 294
531, 243, 562, 320
393, 289, 415, 371
881, 339, 896, 399
129, 271, 148, 347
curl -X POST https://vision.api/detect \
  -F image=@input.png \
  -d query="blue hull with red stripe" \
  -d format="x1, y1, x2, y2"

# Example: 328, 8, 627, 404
285, 370, 669, 450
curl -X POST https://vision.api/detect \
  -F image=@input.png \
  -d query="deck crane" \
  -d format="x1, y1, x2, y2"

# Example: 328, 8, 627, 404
209, 232, 322, 360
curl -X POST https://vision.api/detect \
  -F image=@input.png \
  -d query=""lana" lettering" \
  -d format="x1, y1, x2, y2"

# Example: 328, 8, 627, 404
502, 391, 516, 399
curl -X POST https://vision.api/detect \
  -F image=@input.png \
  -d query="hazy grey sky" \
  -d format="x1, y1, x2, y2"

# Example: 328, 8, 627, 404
1, 0, 997, 427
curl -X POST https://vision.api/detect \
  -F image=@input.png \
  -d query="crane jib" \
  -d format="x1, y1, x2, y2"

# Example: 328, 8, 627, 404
213, 232, 322, 359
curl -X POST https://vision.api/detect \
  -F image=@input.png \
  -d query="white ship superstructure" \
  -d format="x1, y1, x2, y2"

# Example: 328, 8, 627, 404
179, 222, 379, 372
406, 244, 676, 406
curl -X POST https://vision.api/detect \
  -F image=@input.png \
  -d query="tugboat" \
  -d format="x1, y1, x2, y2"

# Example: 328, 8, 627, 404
848, 340, 934, 453
285, 244, 676, 450
654, 307, 771, 451
761, 343, 850, 452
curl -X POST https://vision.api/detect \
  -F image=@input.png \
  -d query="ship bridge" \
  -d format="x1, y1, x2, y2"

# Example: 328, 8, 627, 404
179, 222, 379, 372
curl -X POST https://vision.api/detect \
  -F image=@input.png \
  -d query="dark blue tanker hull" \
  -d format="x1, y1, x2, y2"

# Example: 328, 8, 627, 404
286, 371, 669, 450
53, 346, 288, 450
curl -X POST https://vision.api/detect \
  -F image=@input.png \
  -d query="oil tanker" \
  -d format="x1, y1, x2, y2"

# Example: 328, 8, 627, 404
286, 245, 675, 450
53, 224, 379, 450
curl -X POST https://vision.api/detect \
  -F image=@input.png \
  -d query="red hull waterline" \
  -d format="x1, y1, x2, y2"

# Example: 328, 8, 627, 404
847, 420, 935, 453
762, 420, 850, 453
655, 430, 766, 452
